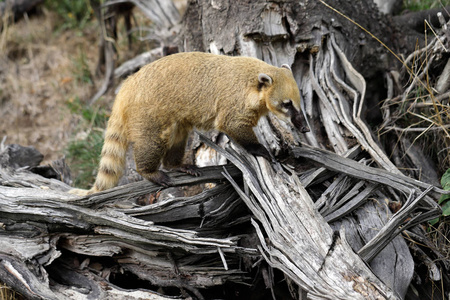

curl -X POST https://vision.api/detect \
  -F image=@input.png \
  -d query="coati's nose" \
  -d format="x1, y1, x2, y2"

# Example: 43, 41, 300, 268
291, 110, 310, 133
300, 126, 310, 133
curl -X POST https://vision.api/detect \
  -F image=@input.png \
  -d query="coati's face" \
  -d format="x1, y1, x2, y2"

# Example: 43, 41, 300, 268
258, 66, 310, 133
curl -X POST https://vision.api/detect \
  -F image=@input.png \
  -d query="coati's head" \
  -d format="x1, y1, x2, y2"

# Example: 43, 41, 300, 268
258, 65, 310, 133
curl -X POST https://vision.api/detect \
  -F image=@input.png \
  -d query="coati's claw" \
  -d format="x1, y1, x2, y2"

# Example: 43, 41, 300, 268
179, 164, 201, 177
149, 171, 173, 187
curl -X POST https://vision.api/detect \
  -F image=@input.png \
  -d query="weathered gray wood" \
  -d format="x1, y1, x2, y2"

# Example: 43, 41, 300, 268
0, 254, 179, 300
178, 0, 421, 79
330, 198, 414, 299
0, 187, 241, 251
357, 186, 435, 262
0, 143, 43, 169
356, 200, 414, 300
322, 181, 379, 223
200, 133, 399, 300
122, 183, 247, 227
0, 187, 255, 299
69, 164, 241, 208
0, 151, 257, 300
0, 166, 71, 191
292, 145, 447, 197
90, 0, 180, 104
0, 139, 444, 299
105, 0, 180, 29
290, 143, 441, 297
315, 35, 401, 173
114, 48, 163, 78
0, 0, 43, 18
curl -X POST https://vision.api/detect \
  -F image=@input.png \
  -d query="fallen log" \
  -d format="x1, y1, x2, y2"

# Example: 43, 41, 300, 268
0, 151, 258, 299
0, 135, 443, 299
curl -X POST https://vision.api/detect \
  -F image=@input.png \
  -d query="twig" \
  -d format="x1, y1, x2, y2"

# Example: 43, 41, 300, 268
384, 124, 450, 133
358, 186, 434, 262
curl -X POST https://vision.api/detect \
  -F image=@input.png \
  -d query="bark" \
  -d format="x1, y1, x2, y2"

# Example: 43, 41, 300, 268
0, 0, 43, 19
393, 6, 450, 33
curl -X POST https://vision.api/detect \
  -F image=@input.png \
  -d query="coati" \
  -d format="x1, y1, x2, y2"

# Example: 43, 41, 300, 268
69, 52, 309, 196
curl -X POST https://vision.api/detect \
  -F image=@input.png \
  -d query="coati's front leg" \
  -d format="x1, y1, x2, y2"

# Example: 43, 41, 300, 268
225, 126, 272, 161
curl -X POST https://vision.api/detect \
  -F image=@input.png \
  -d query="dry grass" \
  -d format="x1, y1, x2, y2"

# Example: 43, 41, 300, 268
378, 23, 450, 174
0, 284, 23, 300
0, 9, 100, 163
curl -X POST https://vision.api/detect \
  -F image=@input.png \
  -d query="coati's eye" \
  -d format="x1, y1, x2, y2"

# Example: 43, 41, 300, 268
281, 99, 292, 108
280, 99, 292, 114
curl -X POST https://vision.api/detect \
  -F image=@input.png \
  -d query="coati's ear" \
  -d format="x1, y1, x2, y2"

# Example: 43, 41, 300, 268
258, 73, 272, 86
281, 64, 291, 71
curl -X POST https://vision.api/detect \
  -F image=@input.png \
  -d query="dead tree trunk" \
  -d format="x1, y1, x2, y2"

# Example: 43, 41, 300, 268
177, 0, 448, 298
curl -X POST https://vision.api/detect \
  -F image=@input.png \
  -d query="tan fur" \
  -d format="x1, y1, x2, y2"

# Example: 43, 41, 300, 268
69, 52, 307, 196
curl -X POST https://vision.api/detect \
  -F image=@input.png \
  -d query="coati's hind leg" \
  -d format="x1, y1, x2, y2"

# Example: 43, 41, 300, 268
133, 138, 172, 187
162, 134, 201, 177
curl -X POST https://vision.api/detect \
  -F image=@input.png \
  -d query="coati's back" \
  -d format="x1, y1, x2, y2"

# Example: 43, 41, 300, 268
122, 52, 277, 130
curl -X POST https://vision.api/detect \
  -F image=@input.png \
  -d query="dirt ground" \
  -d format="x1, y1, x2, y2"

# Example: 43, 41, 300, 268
0, 9, 107, 163
0, 0, 187, 165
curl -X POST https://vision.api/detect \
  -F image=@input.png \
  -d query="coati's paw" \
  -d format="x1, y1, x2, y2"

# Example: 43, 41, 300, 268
68, 188, 91, 196
148, 171, 173, 187
245, 144, 272, 161
179, 164, 201, 177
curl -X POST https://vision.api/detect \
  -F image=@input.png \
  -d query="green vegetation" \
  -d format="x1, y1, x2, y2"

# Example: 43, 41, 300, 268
73, 47, 94, 85
45, 0, 94, 30
430, 169, 450, 225
65, 97, 108, 189
404, 0, 450, 11
429, 169, 450, 225
439, 169, 450, 215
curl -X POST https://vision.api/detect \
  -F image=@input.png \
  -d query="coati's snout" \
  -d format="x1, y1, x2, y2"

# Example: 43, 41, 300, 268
281, 100, 310, 133
291, 111, 310, 133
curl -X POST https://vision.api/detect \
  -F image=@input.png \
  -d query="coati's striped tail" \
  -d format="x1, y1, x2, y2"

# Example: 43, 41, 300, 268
69, 114, 128, 196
